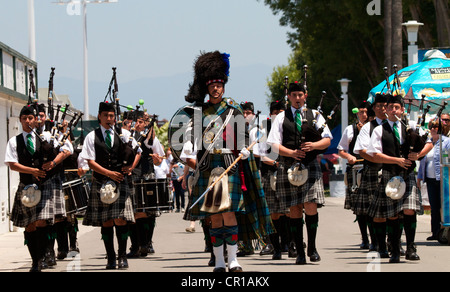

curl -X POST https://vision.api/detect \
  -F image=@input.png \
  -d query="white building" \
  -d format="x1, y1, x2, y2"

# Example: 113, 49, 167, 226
0, 41, 38, 235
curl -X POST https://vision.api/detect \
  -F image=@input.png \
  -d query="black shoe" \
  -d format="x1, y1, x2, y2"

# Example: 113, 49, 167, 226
138, 246, 148, 257
208, 254, 215, 267
389, 253, 401, 263
229, 266, 243, 272
259, 244, 274, 255
57, 251, 68, 260
405, 244, 420, 261
127, 249, 141, 258
295, 254, 307, 265
40, 258, 49, 270
360, 241, 370, 249
106, 256, 116, 270
147, 243, 155, 254
288, 242, 297, 258
427, 235, 438, 241
118, 256, 129, 269
378, 250, 390, 258
308, 249, 321, 262
213, 267, 226, 272
29, 261, 41, 272
272, 250, 282, 260
46, 249, 57, 267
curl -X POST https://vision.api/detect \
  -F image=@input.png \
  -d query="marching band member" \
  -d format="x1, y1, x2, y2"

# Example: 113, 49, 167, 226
183, 51, 273, 272
80, 101, 141, 270
267, 81, 332, 265
338, 101, 370, 249
260, 100, 289, 260
5, 105, 73, 272
366, 94, 428, 263
353, 94, 388, 254
128, 110, 165, 257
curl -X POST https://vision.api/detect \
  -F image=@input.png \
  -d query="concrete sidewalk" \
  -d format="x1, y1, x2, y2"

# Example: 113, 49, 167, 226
1, 197, 449, 273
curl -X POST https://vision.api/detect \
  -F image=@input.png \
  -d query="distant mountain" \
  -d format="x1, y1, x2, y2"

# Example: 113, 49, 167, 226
42, 63, 275, 121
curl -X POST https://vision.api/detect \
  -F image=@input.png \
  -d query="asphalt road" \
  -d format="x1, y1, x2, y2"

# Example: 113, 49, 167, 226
1, 197, 450, 274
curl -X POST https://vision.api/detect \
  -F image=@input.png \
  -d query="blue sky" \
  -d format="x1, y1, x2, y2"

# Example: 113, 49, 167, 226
1, 0, 292, 119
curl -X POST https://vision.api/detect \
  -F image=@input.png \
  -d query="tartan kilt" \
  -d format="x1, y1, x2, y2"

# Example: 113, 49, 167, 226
10, 175, 66, 228
236, 155, 274, 242
276, 157, 325, 211
352, 166, 380, 216
82, 176, 135, 227
262, 170, 289, 214
367, 170, 423, 219
187, 154, 245, 220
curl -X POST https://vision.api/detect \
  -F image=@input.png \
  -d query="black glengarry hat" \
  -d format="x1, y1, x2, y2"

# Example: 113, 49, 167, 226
98, 101, 116, 113
288, 81, 306, 94
241, 101, 254, 112
20, 105, 37, 117
386, 94, 404, 107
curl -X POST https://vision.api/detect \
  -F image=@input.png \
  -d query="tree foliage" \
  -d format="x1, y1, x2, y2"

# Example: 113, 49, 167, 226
261, 0, 449, 128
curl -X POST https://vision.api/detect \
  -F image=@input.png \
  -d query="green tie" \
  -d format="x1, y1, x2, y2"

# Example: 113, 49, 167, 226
295, 109, 302, 134
393, 122, 400, 144
105, 130, 112, 150
26, 134, 35, 155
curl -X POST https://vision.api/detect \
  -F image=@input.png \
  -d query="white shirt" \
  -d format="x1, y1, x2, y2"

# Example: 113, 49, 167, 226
5, 129, 73, 165
154, 159, 170, 179
79, 125, 141, 162
146, 136, 165, 157
267, 106, 333, 146
337, 124, 354, 152
366, 119, 426, 156
249, 126, 265, 156
353, 117, 385, 155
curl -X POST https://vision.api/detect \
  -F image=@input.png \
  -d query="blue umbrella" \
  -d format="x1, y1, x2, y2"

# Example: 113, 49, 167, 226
368, 50, 450, 104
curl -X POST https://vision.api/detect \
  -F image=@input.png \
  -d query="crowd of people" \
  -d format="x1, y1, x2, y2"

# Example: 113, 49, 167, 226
4, 50, 450, 272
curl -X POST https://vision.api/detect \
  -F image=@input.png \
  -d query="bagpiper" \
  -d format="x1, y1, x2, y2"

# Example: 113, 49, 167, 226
79, 101, 141, 269
181, 51, 273, 272
5, 104, 73, 272
267, 81, 333, 264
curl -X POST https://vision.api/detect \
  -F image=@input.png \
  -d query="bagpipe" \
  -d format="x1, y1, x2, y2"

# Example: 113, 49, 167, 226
291, 66, 342, 166
103, 67, 137, 167
134, 113, 159, 153
26, 68, 84, 180
388, 65, 445, 155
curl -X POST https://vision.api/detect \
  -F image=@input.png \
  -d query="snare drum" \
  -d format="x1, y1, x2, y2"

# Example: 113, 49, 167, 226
63, 176, 90, 215
133, 178, 173, 212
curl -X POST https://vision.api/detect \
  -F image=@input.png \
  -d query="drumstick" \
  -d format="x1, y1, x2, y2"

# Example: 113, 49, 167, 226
65, 168, 90, 172
150, 154, 166, 159
189, 133, 262, 210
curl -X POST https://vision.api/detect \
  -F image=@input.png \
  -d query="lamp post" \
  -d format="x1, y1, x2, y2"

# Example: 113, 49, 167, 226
338, 78, 351, 136
54, 0, 118, 117
402, 20, 424, 66
338, 78, 351, 174
28, 0, 36, 61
